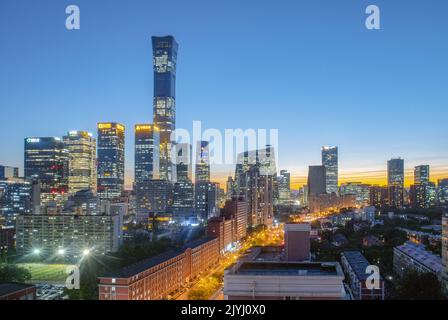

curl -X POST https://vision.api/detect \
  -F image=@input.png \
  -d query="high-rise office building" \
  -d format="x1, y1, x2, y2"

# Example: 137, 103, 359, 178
134, 124, 160, 184
152, 35, 178, 182
307, 165, 326, 197
234, 146, 276, 227
171, 143, 193, 214
414, 165, 430, 185
438, 179, 448, 206
97, 123, 125, 200
24, 137, 68, 207
0, 178, 35, 226
175, 143, 192, 182
63, 131, 97, 196
278, 170, 291, 202
135, 179, 173, 221
339, 182, 371, 206
0, 166, 19, 179
172, 180, 194, 214
195, 141, 210, 183
410, 165, 434, 208
387, 158, 404, 208
322, 146, 338, 194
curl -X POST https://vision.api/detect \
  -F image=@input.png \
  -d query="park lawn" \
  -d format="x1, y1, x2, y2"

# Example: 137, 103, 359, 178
17, 263, 73, 282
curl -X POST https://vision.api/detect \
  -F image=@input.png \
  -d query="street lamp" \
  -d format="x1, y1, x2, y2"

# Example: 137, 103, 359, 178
57, 249, 65, 256
82, 249, 90, 256
33, 249, 40, 255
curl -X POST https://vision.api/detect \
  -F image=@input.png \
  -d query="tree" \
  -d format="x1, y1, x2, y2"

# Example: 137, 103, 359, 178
0, 264, 32, 283
394, 271, 445, 300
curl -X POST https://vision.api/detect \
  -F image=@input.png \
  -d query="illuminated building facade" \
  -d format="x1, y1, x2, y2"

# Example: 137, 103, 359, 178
322, 146, 338, 194
439, 179, 448, 205
97, 123, 125, 200
0, 178, 34, 226
339, 182, 371, 206
387, 158, 404, 208
152, 35, 178, 182
63, 131, 97, 196
15, 212, 123, 260
235, 146, 276, 227
134, 124, 160, 184
278, 170, 291, 203
195, 141, 211, 219
24, 137, 68, 207
135, 179, 173, 221
98, 237, 220, 300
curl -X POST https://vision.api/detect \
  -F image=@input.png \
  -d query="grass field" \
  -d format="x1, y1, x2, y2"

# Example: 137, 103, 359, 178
17, 263, 74, 282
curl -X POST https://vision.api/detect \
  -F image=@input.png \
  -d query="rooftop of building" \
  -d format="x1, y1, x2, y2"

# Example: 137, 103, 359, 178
100, 236, 218, 279
394, 241, 443, 273
228, 261, 342, 277
341, 251, 383, 281
0, 283, 35, 297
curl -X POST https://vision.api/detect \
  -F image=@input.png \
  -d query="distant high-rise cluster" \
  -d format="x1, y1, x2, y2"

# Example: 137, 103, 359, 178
387, 158, 404, 208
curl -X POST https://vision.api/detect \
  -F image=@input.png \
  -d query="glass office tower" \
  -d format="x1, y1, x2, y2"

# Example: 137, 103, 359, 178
387, 158, 404, 208
24, 137, 68, 207
322, 146, 338, 194
63, 131, 97, 196
97, 123, 125, 200
152, 35, 178, 182
134, 124, 160, 184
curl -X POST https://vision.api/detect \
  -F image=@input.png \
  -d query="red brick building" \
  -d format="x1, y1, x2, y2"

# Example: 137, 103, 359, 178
98, 237, 220, 300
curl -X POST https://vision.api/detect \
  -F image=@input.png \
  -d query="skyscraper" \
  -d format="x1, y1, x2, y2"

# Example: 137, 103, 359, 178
175, 143, 192, 183
97, 123, 125, 200
278, 170, 291, 202
322, 146, 338, 194
411, 165, 431, 208
387, 158, 404, 208
234, 146, 276, 227
24, 137, 68, 207
195, 141, 210, 184
134, 124, 160, 184
152, 35, 178, 182
438, 179, 448, 205
63, 131, 97, 196
307, 165, 326, 197
172, 143, 194, 214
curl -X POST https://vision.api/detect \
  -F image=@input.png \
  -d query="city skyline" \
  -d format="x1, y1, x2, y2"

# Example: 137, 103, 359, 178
1, 0, 447, 190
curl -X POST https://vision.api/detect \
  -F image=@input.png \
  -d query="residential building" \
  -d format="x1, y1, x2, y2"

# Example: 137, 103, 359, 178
341, 251, 385, 300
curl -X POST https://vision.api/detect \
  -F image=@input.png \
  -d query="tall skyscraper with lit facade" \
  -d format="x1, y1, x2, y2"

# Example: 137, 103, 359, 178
134, 124, 160, 184
278, 170, 291, 202
439, 179, 448, 205
195, 141, 211, 219
63, 131, 97, 196
24, 137, 68, 207
387, 158, 404, 208
322, 146, 338, 194
152, 35, 178, 182
97, 123, 125, 200
410, 165, 434, 208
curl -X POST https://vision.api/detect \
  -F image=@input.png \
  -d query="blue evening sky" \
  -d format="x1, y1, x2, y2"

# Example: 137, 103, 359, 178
0, 0, 447, 188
